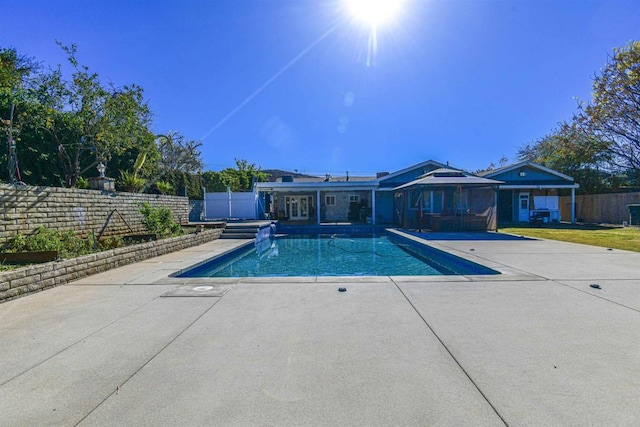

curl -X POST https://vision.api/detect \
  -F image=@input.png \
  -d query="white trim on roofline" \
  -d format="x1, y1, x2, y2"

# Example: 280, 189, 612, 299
256, 181, 378, 192
498, 184, 580, 189
482, 161, 575, 182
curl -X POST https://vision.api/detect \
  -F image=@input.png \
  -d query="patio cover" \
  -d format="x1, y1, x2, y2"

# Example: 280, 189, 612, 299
393, 168, 504, 231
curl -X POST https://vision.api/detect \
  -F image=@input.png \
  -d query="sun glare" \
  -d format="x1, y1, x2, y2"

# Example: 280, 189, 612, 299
345, 0, 405, 27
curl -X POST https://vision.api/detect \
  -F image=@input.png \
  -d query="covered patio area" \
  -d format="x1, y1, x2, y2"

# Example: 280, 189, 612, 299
256, 181, 379, 225
393, 168, 503, 231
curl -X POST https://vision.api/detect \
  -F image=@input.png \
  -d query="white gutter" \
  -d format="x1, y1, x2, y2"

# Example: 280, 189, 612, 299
498, 184, 580, 189
256, 183, 379, 192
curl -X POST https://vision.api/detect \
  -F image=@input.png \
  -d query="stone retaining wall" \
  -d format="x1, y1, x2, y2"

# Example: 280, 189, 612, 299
0, 228, 223, 303
0, 184, 189, 245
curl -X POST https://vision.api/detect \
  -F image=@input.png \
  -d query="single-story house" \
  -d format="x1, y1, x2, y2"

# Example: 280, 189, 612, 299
233, 159, 579, 230
256, 160, 450, 226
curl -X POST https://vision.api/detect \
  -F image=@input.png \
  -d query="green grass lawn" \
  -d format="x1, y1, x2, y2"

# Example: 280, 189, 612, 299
499, 224, 640, 253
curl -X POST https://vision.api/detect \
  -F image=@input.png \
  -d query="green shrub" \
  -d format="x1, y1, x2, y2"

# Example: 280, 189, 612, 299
155, 180, 174, 195
119, 170, 146, 193
138, 202, 183, 238
6, 226, 94, 258
77, 177, 89, 189
99, 235, 124, 248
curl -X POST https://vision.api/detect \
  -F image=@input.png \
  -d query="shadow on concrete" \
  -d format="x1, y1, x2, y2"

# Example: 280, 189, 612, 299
403, 230, 536, 241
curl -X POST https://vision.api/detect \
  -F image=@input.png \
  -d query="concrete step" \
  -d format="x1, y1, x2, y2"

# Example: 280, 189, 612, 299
220, 233, 257, 239
223, 227, 258, 233
221, 221, 273, 239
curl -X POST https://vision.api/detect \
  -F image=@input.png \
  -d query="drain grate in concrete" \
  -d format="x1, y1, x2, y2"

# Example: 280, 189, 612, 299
161, 284, 228, 297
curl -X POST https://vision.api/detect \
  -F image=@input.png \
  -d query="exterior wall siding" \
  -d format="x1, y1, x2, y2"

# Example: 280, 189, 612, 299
375, 192, 394, 224
272, 191, 373, 222
0, 184, 189, 245
322, 191, 370, 222
488, 166, 572, 186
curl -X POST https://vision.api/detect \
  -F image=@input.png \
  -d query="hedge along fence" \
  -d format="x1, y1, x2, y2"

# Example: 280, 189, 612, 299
0, 228, 223, 303
0, 184, 190, 245
559, 192, 640, 224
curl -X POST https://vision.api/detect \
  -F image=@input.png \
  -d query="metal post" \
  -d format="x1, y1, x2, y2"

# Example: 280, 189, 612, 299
571, 187, 576, 223
371, 189, 376, 225
316, 190, 321, 225
202, 187, 207, 220
494, 186, 499, 231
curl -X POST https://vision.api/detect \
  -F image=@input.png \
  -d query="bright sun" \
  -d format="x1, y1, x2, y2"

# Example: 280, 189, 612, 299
345, 0, 405, 27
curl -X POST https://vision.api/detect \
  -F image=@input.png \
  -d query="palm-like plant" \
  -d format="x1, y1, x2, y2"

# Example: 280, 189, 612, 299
155, 180, 173, 195
118, 170, 145, 192
118, 151, 147, 192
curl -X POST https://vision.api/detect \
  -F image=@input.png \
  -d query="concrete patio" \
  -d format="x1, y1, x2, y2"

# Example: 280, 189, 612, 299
1, 232, 639, 426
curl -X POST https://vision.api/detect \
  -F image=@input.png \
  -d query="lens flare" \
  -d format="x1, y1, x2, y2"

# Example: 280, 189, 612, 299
345, 0, 405, 26
343, 0, 407, 67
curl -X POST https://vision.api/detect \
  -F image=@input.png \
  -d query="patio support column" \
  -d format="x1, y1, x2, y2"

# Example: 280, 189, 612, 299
371, 189, 376, 225
571, 187, 576, 223
494, 186, 499, 231
202, 187, 207, 220
316, 190, 321, 225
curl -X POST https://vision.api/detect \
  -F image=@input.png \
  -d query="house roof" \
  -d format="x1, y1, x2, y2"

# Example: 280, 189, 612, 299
376, 159, 448, 183
271, 174, 377, 183
478, 161, 575, 182
393, 168, 504, 191
255, 160, 576, 193
255, 181, 378, 192
262, 169, 319, 182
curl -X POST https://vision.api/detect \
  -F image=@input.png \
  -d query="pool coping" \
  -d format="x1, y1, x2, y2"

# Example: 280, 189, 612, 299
165, 228, 542, 284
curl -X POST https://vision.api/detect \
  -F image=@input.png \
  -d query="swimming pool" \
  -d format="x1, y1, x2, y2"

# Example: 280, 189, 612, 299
177, 232, 499, 278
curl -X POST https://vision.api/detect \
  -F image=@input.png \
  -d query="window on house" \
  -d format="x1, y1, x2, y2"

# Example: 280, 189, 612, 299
325, 195, 336, 206
349, 195, 360, 203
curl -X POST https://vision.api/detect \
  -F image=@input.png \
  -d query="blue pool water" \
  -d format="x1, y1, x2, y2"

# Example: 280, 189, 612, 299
179, 233, 499, 278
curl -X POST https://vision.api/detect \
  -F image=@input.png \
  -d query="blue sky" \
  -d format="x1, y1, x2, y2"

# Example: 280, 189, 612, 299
3, 0, 640, 176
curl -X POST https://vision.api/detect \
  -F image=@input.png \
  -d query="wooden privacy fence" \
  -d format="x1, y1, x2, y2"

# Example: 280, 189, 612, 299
559, 192, 640, 224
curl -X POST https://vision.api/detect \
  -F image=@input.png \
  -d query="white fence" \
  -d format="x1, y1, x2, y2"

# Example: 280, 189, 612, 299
204, 190, 259, 220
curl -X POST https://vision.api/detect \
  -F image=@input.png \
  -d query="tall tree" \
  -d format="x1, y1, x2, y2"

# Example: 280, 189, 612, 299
149, 131, 204, 198
0, 48, 40, 184
519, 121, 612, 193
155, 131, 203, 175
202, 159, 267, 192
47, 43, 156, 187
11, 43, 156, 188
579, 40, 640, 184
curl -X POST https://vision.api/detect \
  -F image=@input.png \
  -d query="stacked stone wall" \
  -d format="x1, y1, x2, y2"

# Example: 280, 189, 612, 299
0, 228, 223, 303
0, 184, 189, 244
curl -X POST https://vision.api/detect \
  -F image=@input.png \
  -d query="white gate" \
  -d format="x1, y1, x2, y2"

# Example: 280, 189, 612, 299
204, 189, 258, 220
